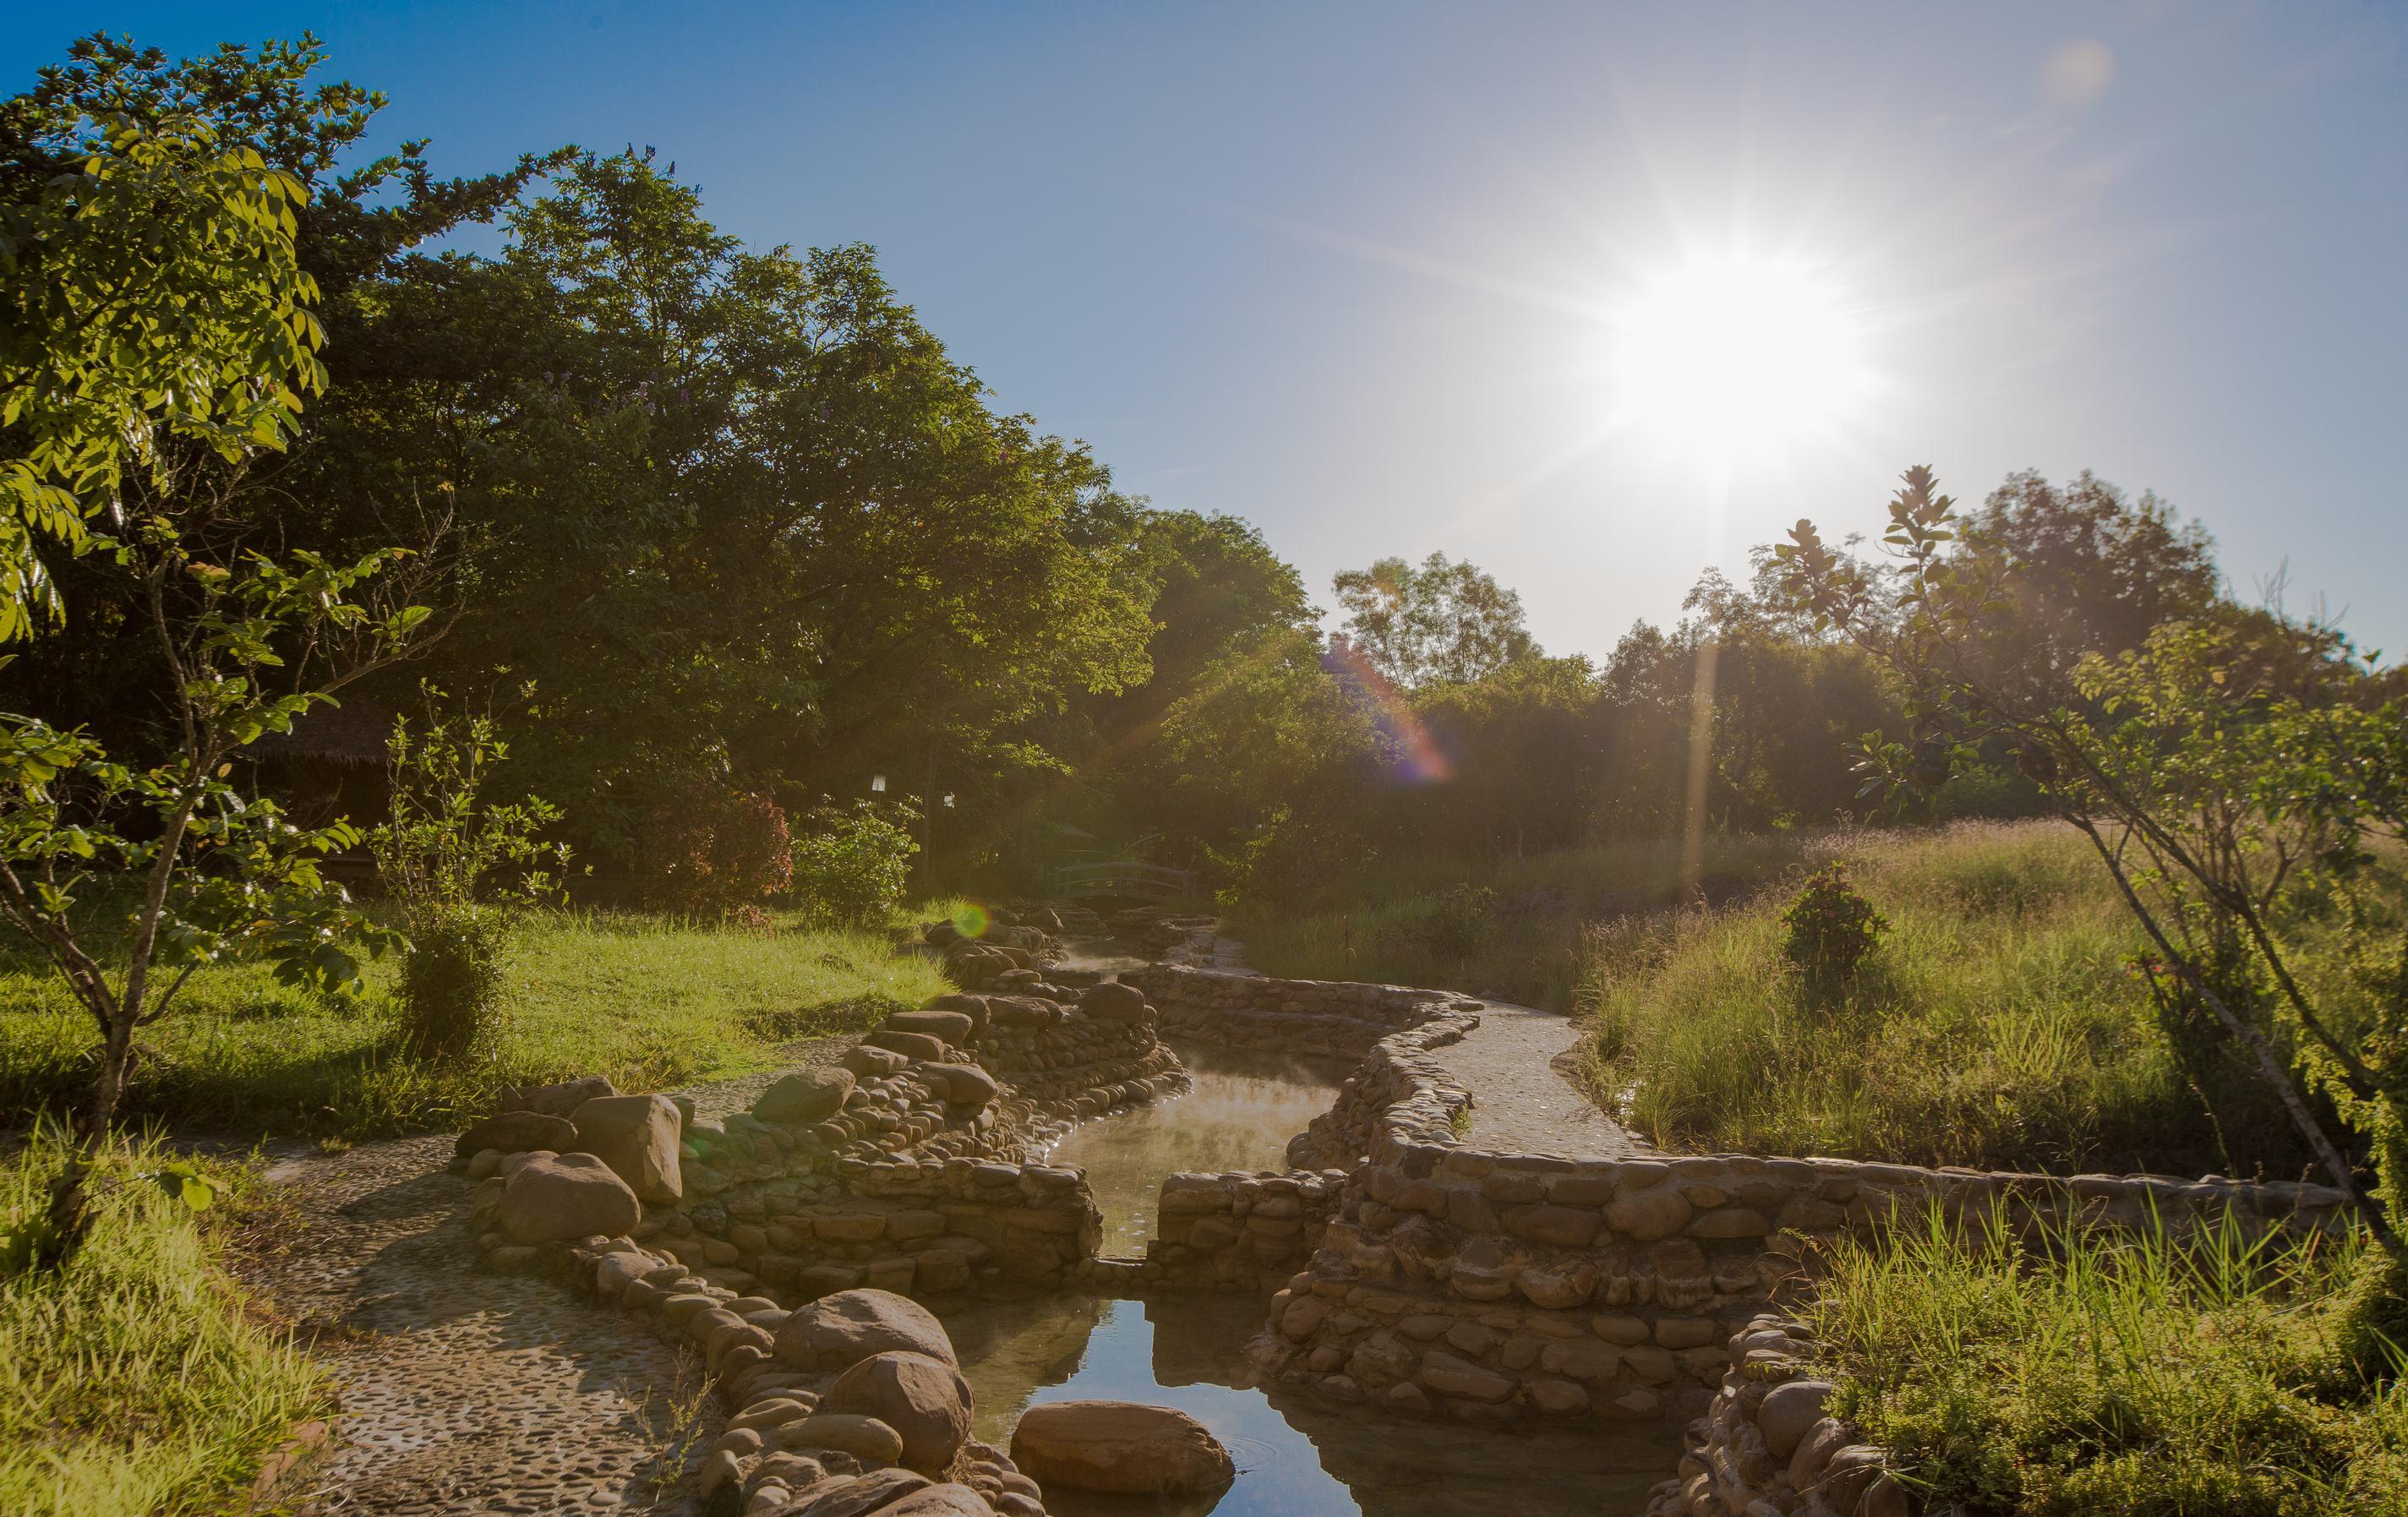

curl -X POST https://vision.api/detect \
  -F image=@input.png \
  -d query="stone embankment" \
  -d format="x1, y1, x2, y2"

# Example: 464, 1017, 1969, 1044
1638, 1312, 1904, 1517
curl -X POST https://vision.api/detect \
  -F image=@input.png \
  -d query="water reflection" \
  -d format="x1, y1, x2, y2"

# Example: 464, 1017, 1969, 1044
1047, 1045, 1343, 1255
947, 1293, 1682, 1517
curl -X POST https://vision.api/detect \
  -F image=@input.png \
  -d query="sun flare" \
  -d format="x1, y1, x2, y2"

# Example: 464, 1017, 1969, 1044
1610, 254, 1872, 464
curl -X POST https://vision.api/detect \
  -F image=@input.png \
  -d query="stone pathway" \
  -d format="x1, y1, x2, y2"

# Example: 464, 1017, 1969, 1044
243, 1048, 850, 1516
1428, 999, 1650, 1160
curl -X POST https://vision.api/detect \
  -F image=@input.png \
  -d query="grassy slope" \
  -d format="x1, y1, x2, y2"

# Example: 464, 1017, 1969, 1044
0, 907, 950, 1141
1576, 821, 2271, 1174
1, 1131, 330, 1517
1230, 830, 1834, 1006
1810, 1208, 2408, 1517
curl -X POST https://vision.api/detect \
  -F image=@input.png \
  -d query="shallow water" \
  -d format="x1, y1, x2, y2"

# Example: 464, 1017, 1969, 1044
1047, 1044, 1344, 1253
963, 1038, 1683, 1517
947, 1293, 1681, 1517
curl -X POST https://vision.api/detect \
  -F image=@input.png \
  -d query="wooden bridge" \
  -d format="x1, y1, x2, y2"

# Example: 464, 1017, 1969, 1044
1051, 860, 1199, 903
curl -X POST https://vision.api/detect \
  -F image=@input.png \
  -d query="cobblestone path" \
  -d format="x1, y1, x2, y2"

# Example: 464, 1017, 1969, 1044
245, 1053, 846, 1516
1428, 999, 1652, 1160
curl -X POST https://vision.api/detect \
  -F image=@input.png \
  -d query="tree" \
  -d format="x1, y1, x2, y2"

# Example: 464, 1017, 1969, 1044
1772, 466, 2405, 1225
0, 49, 440, 1259
1331, 552, 1537, 689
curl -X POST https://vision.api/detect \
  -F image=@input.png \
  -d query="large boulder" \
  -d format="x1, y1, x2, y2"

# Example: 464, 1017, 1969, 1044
785, 1470, 930, 1517
865, 1030, 949, 1061
825, 1351, 975, 1469
571, 1093, 683, 1203
453, 1109, 576, 1161
1078, 982, 1149, 1023
756, 1067, 856, 1125
923, 994, 991, 1034
492, 1073, 615, 1119
775, 1289, 958, 1371
985, 996, 1062, 1030
1008, 1400, 1235, 1494
882, 1488, 997, 1517
883, 1009, 974, 1045
496, 1151, 642, 1244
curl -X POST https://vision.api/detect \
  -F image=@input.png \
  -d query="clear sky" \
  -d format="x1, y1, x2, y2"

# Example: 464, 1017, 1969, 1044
12, 3, 2405, 660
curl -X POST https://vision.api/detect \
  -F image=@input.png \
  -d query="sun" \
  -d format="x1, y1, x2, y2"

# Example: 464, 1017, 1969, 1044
1608, 254, 1872, 464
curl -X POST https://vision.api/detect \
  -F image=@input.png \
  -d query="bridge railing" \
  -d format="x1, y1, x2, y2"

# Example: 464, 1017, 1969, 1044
1053, 860, 1199, 903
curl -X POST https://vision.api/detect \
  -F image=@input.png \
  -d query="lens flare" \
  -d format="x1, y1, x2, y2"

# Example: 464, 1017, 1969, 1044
952, 902, 990, 940
1326, 642, 1452, 783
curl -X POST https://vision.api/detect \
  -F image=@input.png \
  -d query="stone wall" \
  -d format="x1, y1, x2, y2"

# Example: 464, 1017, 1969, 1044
1128, 1169, 1351, 1291
1638, 1312, 1906, 1517
1127, 963, 1474, 1063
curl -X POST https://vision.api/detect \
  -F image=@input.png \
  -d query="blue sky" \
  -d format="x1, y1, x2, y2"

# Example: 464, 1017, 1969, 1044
12, 3, 2405, 659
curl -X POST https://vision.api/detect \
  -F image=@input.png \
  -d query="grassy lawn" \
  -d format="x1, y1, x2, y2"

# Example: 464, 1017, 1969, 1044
1574, 820, 2343, 1176
0, 906, 950, 1142
1229, 829, 1832, 1006
1, 1129, 331, 1517
1810, 1206, 2408, 1516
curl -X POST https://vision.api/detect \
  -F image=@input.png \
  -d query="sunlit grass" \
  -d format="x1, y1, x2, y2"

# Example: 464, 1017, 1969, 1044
0, 904, 952, 1140
1575, 821, 2247, 1172
1810, 1203, 2408, 1515
0, 1127, 331, 1517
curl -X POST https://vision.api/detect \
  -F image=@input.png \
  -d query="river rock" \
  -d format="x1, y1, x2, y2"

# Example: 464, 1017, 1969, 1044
453, 1109, 576, 1161
1008, 1400, 1235, 1494
492, 1073, 615, 1118
571, 1093, 684, 1202
785, 1469, 931, 1517
757, 1068, 856, 1124
776, 1289, 958, 1370
826, 1351, 975, 1469
1759, 1379, 1835, 1460
497, 1151, 642, 1243
776, 1413, 907, 1464
866, 1030, 950, 1061
843, 1045, 912, 1078
932, 1064, 1001, 1108
883, 1487, 997, 1516
1078, 982, 1149, 1022
883, 1009, 974, 1045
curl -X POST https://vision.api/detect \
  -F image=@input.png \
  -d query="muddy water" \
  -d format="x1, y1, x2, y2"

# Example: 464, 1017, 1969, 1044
952, 1023, 1683, 1516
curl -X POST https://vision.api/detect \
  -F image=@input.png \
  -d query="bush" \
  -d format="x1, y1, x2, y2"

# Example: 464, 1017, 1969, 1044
1780, 861, 1887, 999
790, 799, 920, 929
1403, 882, 1501, 961
1810, 1203, 2408, 1515
0, 1128, 330, 1517
369, 696, 568, 1061
642, 784, 793, 917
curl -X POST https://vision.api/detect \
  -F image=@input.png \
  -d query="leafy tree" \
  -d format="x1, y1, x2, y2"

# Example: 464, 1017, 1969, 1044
1331, 552, 1537, 689
1772, 466, 2405, 1224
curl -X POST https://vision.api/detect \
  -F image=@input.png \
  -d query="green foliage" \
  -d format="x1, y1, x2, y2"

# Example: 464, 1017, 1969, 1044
789, 799, 920, 930
0, 1127, 330, 1517
1780, 862, 1888, 1001
1810, 1203, 2408, 1516
1579, 822, 2309, 1174
369, 692, 569, 1061
1330, 551, 1537, 690
0, 55, 323, 641
0, 903, 951, 1139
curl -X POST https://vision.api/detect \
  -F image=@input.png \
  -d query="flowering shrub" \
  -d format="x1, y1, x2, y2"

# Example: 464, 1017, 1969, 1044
642, 785, 792, 916
1781, 862, 1887, 1000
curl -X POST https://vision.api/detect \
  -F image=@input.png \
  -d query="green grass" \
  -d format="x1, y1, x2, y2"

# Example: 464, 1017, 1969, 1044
1809, 1204, 2408, 1516
0, 905, 951, 1141
0, 1127, 332, 1517
1229, 829, 1836, 1005
1575, 820, 2316, 1175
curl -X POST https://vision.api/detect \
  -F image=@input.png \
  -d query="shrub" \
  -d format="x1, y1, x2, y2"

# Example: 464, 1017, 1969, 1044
369, 696, 568, 1061
789, 799, 919, 929
642, 785, 792, 917
1411, 881, 1501, 961
1780, 861, 1887, 998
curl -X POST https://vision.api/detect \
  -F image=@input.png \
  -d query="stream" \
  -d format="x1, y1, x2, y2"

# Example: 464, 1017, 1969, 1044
941, 949, 1684, 1515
